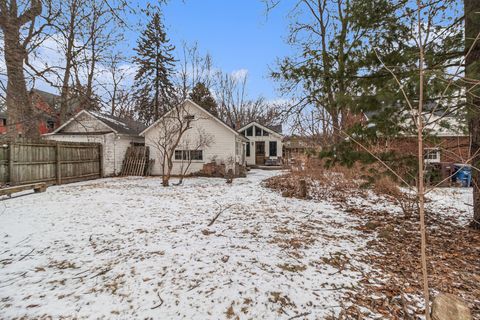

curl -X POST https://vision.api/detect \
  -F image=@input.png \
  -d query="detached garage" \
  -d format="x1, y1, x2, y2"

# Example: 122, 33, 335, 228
44, 110, 146, 176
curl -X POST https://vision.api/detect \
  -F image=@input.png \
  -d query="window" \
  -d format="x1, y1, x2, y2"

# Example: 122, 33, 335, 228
246, 142, 250, 157
269, 141, 277, 157
255, 126, 262, 136
46, 120, 55, 131
424, 148, 440, 163
174, 150, 203, 161
246, 127, 253, 136
190, 150, 203, 160
0, 118, 6, 126
174, 150, 185, 160
240, 130, 246, 136
263, 130, 269, 136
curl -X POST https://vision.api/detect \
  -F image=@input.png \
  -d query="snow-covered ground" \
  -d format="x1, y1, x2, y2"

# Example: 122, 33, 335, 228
0, 170, 473, 319
1, 170, 370, 319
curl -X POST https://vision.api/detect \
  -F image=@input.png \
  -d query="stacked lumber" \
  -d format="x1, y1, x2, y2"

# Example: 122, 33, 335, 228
121, 146, 149, 176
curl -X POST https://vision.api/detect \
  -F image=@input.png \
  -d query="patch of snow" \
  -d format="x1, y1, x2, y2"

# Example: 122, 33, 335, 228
0, 170, 371, 319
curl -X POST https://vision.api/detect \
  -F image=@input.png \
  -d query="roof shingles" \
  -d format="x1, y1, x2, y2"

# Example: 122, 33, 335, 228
89, 112, 146, 135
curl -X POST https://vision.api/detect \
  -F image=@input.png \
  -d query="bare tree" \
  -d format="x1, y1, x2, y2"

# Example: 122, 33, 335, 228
465, 0, 480, 229
99, 53, 132, 116
175, 43, 283, 128
175, 127, 214, 185
415, 2, 430, 317
147, 102, 196, 187
288, 108, 330, 146
74, 0, 126, 112
53, 0, 90, 123
176, 42, 214, 100
215, 70, 282, 128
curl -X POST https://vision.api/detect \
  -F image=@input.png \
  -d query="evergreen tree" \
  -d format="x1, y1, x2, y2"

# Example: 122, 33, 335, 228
133, 10, 175, 124
273, 0, 463, 181
273, 0, 462, 145
271, 0, 402, 143
465, 0, 480, 228
189, 82, 218, 116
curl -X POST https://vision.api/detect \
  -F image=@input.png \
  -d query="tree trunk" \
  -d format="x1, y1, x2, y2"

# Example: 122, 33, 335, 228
59, 1, 78, 124
465, 0, 480, 229
85, 42, 96, 110
330, 109, 341, 143
111, 84, 117, 116
3, 23, 36, 138
154, 45, 160, 121
84, 8, 98, 112
162, 175, 170, 187
417, 3, 430, 319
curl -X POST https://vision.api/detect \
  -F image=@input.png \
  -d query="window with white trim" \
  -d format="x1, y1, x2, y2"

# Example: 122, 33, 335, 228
269, 141, 277, 157
174, 150, 185, 160
424, 148, 440, 163
174, 150, 203, 161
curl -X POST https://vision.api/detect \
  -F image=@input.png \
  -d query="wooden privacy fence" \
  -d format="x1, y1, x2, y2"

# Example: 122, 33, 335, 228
0, 139, 103, 186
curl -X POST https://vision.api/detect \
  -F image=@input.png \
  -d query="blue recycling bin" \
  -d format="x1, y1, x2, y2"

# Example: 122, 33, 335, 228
454, 164, 472, 187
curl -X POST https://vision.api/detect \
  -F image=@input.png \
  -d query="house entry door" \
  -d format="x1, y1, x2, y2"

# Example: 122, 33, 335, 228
255, 141, 265, 165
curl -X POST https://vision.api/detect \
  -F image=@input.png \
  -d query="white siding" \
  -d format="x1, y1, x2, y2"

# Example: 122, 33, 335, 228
144, 101, 241, 176
62, 112, 112, 133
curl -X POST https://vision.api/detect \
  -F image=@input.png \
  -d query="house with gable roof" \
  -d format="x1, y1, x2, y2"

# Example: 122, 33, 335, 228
238, 122, 284, 166
141, 99, 249, 176
43, 110, 145, 176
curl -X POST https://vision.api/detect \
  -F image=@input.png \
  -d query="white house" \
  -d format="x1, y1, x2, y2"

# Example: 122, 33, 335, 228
238, 122, 284, 166
44, 110, 145, 176
141, 99, 248, 176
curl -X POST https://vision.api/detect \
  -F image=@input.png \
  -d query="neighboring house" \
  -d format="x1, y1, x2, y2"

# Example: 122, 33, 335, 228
44, 110, 145, 176
238, 122, 284, 166
364, 110, 470, 164
141, 99, 248, 176
0, 89, 62, 135
283, 135, 322, 162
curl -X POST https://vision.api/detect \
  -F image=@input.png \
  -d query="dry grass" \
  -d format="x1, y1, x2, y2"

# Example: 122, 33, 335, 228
265, 155, 480, 318
265, 155, 389, 201
373, 175, 418, 217
373, 175, 402, 197
267, 155, 420, 219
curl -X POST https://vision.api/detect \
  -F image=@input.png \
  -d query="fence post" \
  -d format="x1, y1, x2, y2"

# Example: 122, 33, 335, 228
8, 143, 14, 186
99, 144, 104, 178
56, 143, 61, 185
